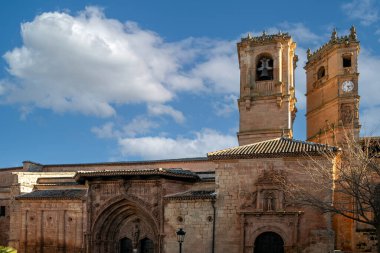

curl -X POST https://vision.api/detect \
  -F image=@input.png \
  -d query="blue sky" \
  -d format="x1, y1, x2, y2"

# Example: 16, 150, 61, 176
1, 0, 380, 167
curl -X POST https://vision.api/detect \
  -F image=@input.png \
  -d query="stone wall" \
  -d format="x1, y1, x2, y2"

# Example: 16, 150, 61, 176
213, 157, 335, 253
164, 199, 214, 253
0, 172, 16, 246
11, 200, 85, 253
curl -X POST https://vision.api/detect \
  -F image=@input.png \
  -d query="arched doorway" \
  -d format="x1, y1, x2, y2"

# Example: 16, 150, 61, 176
254, 232, 284, 253
90, 198, 159, 253
119, 237, 133, 253
140, 237, 154, 253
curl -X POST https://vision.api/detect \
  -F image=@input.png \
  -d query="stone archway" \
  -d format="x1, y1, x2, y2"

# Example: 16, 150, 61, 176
254, 232, 284, 253
90, 198, 159, 253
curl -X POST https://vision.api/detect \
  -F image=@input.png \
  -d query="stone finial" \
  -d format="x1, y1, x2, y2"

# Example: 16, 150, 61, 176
247, 33, 252, 39
349, 25, 357, 40
331, 28, 338, 41
306, 48, 311, 60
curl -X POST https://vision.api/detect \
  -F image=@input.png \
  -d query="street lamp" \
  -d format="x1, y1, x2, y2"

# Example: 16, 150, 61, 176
176, 228, 186, 253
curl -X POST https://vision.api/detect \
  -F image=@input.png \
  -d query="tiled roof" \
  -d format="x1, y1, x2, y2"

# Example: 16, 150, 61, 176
207, 137, 339, 160
16, 189, 86, 200
39, 157, 209, 168
196, 171, 215, 181
74, 168, 200, 183
165, 190, 216, 200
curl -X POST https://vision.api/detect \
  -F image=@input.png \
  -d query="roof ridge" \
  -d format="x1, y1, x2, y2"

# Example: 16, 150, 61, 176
208, 137, 339, 160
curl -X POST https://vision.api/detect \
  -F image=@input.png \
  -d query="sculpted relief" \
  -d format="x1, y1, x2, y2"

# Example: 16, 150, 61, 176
240, 168, 285, 212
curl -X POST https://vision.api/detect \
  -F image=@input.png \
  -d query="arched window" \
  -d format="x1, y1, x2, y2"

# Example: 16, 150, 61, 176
256, 56, 274, 81
317, 66, 325, 80
119, 237, 133, 253
140, 237, 154, 253
254, 232, 284, 253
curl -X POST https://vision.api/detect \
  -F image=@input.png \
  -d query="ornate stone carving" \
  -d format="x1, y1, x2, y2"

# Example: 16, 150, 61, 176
241, 31, 291, 44
350, 25, 357, 40
331, 28, 338, 42
307, 27, 358, 62
341, 104, 354, 125
264, 191, 275, 211
131, 219, 140, 248
241, 191, 258, 209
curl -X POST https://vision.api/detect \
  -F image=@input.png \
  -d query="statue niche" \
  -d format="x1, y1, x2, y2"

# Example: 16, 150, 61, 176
263, 191, 276, 211
240, 168, 285, 211
256, 56, 274, 81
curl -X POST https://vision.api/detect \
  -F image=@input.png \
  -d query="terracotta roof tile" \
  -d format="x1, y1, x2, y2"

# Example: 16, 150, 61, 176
74, 168, 200, 183
207, 137, 339, 160
165, 190, 216, 200
16, 189, 86, 200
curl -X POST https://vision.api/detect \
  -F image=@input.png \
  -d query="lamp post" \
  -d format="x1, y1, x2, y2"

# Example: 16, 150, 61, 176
176, 228, 186, 253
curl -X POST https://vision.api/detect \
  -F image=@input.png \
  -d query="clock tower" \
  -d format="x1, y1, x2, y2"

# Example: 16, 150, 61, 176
237, 32, 297, 145
305, 27, 360, 145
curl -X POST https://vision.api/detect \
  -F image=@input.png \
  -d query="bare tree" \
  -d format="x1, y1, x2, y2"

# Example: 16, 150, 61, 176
278, 134, 380, 253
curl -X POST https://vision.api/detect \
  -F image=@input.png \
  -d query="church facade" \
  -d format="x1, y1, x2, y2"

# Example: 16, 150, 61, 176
0, 27, 376, 253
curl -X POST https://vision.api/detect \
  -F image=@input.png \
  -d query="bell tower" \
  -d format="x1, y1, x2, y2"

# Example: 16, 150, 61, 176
237, 32, 297, 145
305, 27, 360, 146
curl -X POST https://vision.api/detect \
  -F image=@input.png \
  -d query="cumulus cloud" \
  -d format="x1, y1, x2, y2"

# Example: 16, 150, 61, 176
118, 129, 237, 159
359, 48, 380, 107
277, 22, 321, 45
251, 23, 321, 46
0, 7, 239, 117
147, 104, 185, 123
190, 40, 239, 94
341, 0, 379, 26
91, 116, 158, 138
355, 48, 380, 134
213, 94, 238, 117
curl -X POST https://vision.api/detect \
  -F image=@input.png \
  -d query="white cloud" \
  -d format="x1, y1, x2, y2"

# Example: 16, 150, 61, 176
91, 116, 159, 138
191, 53, 239, 94
118, 129, 237, 159
2, 8, 175, 117
250, 23, 321, 46
190, 40, 239, 94
213, 94, 237, 117
147, 104, 185, 123
0, 7, 239, 117
0, 82, 5, 96
341, 0, 379, 26
92, 122, 118, 139
338, 47, 380, 135
358, 48, 380, 108
360, 107, 380, 136
277, 22, 321, 45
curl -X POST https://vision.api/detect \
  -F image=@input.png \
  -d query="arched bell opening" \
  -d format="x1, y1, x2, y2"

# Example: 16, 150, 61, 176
91, 198, 159, 253
256, 54, 274, 81
254, 231, 284, 253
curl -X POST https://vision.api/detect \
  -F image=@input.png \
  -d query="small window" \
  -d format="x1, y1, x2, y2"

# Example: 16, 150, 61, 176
317, 66, 325, 80
0, 206, 5, 217
343, 55, 352, 68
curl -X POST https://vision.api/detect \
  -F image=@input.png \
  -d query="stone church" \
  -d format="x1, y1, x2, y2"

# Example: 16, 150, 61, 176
0, 27, 375, 253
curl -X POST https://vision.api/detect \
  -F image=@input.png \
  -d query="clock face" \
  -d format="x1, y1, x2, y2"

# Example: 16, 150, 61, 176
342, 80, 354, 92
